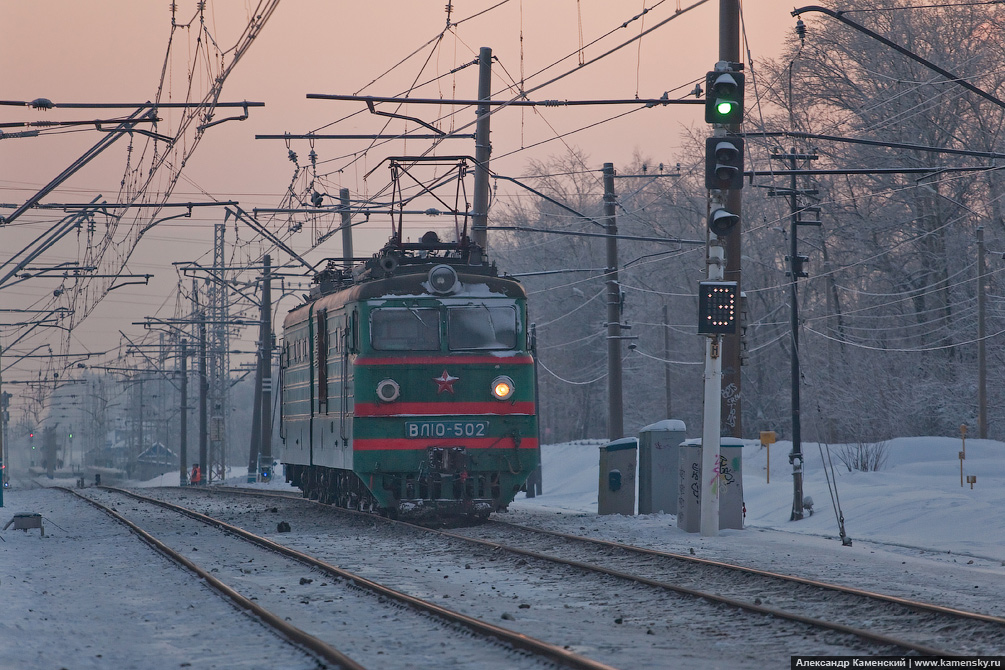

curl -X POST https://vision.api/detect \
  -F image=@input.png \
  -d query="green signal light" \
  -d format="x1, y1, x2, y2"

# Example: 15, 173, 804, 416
705, 69, 745, 125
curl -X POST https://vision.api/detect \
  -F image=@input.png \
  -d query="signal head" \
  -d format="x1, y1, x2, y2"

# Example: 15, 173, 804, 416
705, 137, 744, 191
705, 70, 745, 125
708, 207, 740, 238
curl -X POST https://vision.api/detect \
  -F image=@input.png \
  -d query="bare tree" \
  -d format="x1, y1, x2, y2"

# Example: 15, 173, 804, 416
836, 441, 889, 472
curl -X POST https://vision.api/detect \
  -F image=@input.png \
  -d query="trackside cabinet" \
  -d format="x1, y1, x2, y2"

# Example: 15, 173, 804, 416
677, 437, 744, 532
598, 438, 637, 515
638, 419, 687, 514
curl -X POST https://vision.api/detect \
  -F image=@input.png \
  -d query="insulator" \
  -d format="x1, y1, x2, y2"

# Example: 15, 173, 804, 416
795, 19, 806, 42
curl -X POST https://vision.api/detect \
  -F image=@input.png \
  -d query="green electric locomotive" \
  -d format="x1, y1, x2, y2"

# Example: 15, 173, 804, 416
279, 233, 539, 519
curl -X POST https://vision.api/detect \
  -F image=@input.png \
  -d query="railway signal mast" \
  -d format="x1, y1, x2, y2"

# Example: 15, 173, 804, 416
698, 1, 744, 537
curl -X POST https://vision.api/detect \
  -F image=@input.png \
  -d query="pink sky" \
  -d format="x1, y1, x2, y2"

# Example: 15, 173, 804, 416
0, 1, 793, 368
3, 1, 793, 195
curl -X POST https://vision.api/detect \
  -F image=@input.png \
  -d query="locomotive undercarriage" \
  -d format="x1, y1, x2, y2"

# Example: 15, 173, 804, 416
287, 464, 383, 514
284, 450, 505, 521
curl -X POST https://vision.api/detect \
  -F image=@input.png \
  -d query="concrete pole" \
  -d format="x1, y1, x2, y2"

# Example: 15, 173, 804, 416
471, 46, 492, 252
137, 379, 144, 458
0, 344, 5, 505
247, 352, 263, 479
700, 242, 725, 537
261, 255, 273, 474
339, 188, 354, 265
198, 284, 208, 480
159, 332, 167, 448
603, 163, 624, 440
179, 339, 188, 485
978, 227, 987, 438
789, 152, 804, 521
663, 304, 672, 419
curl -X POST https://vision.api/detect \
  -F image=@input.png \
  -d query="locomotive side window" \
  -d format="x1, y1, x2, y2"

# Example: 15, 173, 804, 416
371, 307, 440, 351
447, 305, 517, 350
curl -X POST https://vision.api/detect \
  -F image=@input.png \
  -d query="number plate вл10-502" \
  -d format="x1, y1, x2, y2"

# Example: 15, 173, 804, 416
405, 420, 489, 438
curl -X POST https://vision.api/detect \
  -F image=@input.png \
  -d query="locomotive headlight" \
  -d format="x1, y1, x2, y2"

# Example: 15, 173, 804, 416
376, 378, 401, 403
490, 375, 515, 401
428, 264, 459, 294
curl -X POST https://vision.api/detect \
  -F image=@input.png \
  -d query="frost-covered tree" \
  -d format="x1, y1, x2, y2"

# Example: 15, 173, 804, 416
743, 0, 1005, 440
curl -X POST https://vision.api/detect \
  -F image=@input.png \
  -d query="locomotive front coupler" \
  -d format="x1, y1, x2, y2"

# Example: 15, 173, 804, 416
428, 446, 467, 473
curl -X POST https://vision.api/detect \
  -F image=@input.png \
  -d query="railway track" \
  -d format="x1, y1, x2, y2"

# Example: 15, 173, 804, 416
62, 487, 363, 670
134, 485, 1005, 664
203, 487, 1005, 653
451, 519, 1005, 656
75, 486, 616, 670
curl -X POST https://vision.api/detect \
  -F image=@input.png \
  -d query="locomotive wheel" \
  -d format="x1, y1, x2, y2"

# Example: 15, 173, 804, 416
319, 469, 334, 505
306, 469, 320, 501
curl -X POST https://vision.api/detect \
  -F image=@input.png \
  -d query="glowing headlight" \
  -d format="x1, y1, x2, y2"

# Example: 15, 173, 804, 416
376, 378, 400, 402
490, 375, 515, 400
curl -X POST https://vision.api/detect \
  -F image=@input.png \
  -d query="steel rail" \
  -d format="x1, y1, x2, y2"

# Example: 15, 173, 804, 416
101, 486, 619, 670
489, 519, 1005, 627
58, 487, 365, 670
207, 487, 1005, 626
426, 523, 950, 656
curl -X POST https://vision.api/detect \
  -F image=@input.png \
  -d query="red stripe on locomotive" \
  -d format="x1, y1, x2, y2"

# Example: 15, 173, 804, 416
354, 401, 535, 417
356, 354, 533, 366
353, 437, 540, 451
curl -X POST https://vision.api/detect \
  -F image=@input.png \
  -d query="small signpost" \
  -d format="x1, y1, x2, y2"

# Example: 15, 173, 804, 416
760, 430, 776, 483
959, 424, 967, 488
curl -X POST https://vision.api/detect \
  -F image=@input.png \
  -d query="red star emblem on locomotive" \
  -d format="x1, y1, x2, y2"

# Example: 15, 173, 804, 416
433, 370, 459, 394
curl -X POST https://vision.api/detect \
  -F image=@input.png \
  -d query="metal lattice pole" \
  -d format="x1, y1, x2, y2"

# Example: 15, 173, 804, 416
207, 223, 230, 483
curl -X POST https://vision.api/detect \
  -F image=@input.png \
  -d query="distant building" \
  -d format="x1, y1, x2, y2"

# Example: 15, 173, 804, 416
134, 442, 178, 480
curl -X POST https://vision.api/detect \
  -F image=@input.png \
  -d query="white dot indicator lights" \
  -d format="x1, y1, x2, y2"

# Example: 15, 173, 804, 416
697, 281, 739, 335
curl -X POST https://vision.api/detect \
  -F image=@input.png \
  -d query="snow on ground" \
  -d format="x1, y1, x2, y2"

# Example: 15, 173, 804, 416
1, 435, 1003, 667
505, 435, 1005, 619
515, 435, 1005, 561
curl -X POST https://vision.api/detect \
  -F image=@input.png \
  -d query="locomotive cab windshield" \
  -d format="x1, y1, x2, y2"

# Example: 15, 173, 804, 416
370, 307, 440, 351
369, 303, 519, 352
448, 305, 517, 350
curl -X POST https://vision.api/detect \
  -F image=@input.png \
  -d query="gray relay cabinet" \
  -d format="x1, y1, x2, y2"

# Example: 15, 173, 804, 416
676, 437, 744, 532
638, 420, 687, 514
